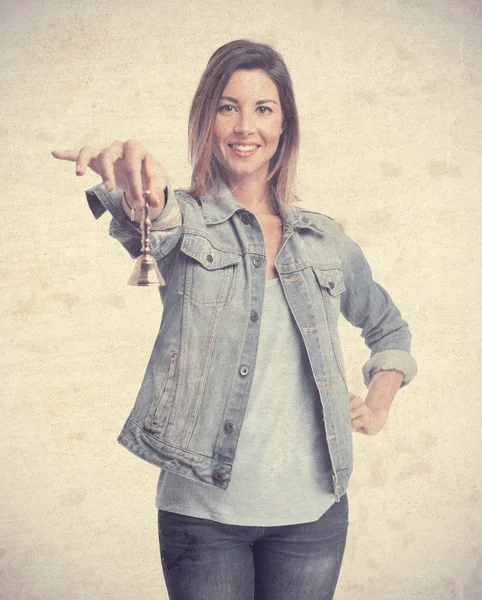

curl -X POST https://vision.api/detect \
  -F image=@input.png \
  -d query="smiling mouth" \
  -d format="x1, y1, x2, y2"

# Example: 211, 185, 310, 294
228, 144, 260, 155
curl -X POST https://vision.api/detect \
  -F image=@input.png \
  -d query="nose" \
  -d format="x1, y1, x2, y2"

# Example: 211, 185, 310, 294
233, 111, 255, 136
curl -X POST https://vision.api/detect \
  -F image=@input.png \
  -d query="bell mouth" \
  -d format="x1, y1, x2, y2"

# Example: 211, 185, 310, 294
127, 254, 164, 287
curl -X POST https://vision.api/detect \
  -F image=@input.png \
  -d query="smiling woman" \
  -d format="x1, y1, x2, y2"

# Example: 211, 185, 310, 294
212, 69, 284, 184
185, 39, 300, 213
51, 38, 417, 600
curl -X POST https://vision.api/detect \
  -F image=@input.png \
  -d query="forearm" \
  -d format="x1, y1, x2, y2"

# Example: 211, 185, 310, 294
340, 233, 418, 389
365, 370, 404, 416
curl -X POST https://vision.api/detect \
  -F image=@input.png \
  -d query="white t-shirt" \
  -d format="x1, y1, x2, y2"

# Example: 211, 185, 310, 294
155, 276, 335, 526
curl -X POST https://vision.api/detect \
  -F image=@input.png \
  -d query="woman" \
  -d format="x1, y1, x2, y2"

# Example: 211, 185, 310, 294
52, 39, 417, 600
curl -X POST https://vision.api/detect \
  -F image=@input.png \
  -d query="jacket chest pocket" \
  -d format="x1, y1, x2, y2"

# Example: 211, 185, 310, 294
313, 267, 346, 330
180, 233, 240, 305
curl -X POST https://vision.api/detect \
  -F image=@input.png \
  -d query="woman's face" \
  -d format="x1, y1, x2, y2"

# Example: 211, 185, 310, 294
212, 68, 284, 185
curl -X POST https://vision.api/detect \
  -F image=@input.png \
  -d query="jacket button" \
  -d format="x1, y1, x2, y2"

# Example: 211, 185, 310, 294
212, 471, 223, 481
224, 422, 234, 432
250, 311, 259, 322
207, 254, 214, 263
328, 281, 335, 289
253, 257, 261, 268
241, 214, 250, 224
239, 365, 249, 376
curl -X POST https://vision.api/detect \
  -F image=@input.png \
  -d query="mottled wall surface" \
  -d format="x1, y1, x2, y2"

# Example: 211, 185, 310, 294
1, 0, 481, 599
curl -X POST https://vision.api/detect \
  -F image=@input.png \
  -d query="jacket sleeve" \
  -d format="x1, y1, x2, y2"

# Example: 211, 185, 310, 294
339, 231, 418, 389
85, 182, 182, 261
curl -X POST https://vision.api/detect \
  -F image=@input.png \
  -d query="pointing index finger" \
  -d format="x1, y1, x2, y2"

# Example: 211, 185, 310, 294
51, 149, 78, 162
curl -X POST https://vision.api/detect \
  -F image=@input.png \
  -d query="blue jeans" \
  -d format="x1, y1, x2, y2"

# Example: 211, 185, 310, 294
157, 493, 348, 600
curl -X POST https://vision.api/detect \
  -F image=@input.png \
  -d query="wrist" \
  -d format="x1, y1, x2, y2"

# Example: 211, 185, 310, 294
122, 191, 141, 221
367, 402, 389, 420
121, 188, 168, 222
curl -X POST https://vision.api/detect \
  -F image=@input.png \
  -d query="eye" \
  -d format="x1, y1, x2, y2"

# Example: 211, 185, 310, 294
218, 104, 237, 113
257, 106, 273, 114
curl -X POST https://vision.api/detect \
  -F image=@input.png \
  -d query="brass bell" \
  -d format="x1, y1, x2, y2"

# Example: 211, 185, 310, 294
127, 191, 165, 287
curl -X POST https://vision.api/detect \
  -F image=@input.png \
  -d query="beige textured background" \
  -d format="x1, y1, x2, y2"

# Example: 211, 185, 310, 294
2, 0, 481, 598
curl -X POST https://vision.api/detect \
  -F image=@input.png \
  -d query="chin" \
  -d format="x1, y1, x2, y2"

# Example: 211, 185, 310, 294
224, 160, 268, 178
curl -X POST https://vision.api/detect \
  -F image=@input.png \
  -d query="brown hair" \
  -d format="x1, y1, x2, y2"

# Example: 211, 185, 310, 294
185, 39, 300, 207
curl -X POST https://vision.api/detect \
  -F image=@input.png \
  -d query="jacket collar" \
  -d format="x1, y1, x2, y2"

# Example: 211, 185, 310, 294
199, 178, 326, 235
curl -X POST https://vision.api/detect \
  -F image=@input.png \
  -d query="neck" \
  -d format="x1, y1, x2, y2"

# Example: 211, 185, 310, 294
221, 171, 276, 216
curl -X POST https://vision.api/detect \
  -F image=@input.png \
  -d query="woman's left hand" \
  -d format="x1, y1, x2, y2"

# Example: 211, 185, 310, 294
349, 392, 388, 435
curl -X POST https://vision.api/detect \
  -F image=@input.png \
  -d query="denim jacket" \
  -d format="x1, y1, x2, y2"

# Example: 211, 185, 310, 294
85, 179, 417, 501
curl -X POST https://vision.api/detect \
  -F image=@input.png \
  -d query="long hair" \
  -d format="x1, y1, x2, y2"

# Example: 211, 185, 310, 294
185, 39, 300, 207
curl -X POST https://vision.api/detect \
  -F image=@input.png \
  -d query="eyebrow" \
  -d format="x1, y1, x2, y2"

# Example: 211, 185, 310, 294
219, 95, 279, 105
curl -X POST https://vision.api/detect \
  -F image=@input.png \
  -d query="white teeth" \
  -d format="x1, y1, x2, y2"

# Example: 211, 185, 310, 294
231, 144, 257, 151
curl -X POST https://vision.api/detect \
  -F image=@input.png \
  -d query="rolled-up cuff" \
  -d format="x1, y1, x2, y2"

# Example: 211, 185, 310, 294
85, 182, 178, 228
362, 349, 418, 389
150, 182, 181, 231
85, 181, 182, 260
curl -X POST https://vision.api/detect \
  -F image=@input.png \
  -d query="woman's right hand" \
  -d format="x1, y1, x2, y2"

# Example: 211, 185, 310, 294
51, 139, 168, 209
